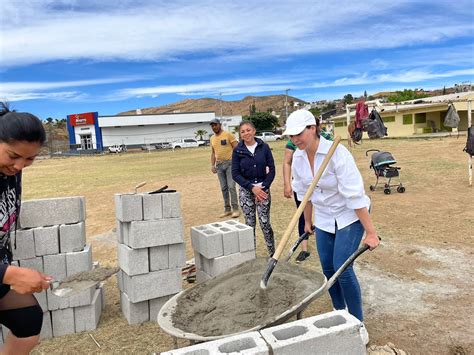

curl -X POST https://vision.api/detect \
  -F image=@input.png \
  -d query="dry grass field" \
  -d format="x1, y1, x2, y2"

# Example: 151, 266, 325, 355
25, 136, 473, 354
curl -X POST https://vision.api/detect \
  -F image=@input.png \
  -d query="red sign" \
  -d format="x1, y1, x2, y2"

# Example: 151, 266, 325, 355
69, 112, 96, 126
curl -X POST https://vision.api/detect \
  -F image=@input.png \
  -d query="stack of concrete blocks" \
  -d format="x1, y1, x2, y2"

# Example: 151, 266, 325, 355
162, 310, 366, 354
8, 196, 104, 340
115, 191, 185, 325
191, 220, 256, 283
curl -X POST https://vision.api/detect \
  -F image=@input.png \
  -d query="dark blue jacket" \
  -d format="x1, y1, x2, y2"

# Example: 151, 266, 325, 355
232, 138, 275, 191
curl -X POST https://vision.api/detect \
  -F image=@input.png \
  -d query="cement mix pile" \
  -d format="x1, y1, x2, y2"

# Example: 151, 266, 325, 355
172, 258, 325, 336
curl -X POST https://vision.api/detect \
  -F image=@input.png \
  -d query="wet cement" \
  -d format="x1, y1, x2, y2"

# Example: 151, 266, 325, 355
172, 258, 326, 337
54, 266, 120, 296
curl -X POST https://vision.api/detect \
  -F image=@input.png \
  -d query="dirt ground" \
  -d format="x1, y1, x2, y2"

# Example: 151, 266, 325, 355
30, 136, 473, 354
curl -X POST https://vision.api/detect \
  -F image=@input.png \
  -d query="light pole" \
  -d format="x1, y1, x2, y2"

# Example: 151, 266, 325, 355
285, 88, 291, 121
219, 92, 223, 120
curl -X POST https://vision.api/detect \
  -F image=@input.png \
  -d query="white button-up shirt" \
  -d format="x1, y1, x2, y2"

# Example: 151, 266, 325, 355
291, 136, 370, 233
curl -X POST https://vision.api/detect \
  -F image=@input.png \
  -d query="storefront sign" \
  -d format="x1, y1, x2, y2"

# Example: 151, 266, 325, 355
69, 112, 96, 126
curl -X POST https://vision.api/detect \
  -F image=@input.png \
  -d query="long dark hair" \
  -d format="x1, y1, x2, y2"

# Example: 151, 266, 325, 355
0, 102, 46, 145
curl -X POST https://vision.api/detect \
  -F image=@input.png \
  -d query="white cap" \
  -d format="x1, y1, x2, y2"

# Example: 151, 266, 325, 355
283, 110, 316, 136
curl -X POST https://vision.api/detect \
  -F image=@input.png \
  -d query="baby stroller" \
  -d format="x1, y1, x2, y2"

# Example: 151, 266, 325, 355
365, 149, 405, 195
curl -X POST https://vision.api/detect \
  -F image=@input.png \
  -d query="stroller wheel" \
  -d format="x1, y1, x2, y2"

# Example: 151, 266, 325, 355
369, 185, 375, 191
384, 183, 389, 188
384, 188, 391, 195
397, 186, 406, 193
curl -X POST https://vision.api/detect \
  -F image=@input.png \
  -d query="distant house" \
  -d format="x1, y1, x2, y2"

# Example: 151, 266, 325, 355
330, 91, 474, 138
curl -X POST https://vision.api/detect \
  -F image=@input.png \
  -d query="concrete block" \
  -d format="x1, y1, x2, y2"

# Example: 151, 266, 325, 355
122, 268, 182, 303
47, 284, 95, 310
43, 253, 67, 281
115, 194, 143, 222
19, 256, 43, 273
161, 331, 269, 354
190, 225, 223, 259
46, 289, 69, 310
35, 291, 48, 311
260, 310, 365, 355
193, 252, 202, 271
66, 244, 92, 277
0, 326, 3, 344
117, 270, 124, 292
196, 270, 212, 284
126, 218, 184, 249
200, 255, 211, 274
149, 295, 172, 323
19, 196, 85, 228
149, 245, 169, 271
59, 222, 86, 253
223, 221, 255, 252
99, 282, 106, 311
118, 243, 149, 275
120, 291, 149, 324
51, 308, 75, 337
12, 229, 36, 260
74, 288, 102, 332
161, 192, 181, 218
168, 243, 185, 269
208, 250, 256, 277
142, 193, 163, 220
40, 311, 53, 340
210, 224, 239, 255
33, 226, 59, 256
116, 219, 124, 244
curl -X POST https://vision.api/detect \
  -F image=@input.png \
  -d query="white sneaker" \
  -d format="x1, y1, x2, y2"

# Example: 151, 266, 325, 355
360, 324, 369, 345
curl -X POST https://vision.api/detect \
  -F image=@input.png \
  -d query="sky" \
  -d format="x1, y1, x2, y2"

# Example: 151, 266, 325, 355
1, 0, 473, 120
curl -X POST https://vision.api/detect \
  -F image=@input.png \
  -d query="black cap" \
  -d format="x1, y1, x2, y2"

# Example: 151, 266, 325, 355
209, 118, 221, 125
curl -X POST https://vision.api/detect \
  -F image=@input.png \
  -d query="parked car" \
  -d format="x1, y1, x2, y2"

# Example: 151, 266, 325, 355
108, 144, 127, 153
141, 144, 156, 151
172, 139, 206, 149
255, 132, 282, 142
155, 142, 172, 149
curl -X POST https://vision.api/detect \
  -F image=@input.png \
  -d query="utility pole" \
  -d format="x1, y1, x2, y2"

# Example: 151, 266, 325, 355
285, 88, 291, 120
219, 92, 223, 120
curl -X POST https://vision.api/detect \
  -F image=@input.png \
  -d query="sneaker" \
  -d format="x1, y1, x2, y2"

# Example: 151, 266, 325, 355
231, 210, 240, 218
295, 251, 310, 263
219, 211, 232, 218
360, 324, 369, 345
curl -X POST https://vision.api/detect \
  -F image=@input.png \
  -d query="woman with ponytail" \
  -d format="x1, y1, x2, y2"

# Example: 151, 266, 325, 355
0, 103, 51, 354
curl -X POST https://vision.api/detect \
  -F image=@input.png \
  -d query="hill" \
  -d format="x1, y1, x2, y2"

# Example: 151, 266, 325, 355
118, 95, 307, 121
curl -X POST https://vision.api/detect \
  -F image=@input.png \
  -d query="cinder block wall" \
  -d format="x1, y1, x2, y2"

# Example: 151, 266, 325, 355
191, 220, 256, 282
115, 192, 185, 324
8, 197, 104, 340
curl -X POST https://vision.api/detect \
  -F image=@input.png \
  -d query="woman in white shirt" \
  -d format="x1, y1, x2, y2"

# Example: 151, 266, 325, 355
283, 110, 379, 325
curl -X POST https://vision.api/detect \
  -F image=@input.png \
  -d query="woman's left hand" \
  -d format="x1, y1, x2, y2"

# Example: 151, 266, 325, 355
252, 186, 268, 201
363, 231, 380, 250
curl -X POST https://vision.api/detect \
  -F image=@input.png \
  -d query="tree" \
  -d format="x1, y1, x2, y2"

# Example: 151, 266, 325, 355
442, 86, 446, 95
194, 129, 208, 140
242, 112, 278, 132
364, 90, 368, 99
387, 89, 429, 103
343, 94, 354, 104
46, 117, 54, 125
309, 108, 321, 118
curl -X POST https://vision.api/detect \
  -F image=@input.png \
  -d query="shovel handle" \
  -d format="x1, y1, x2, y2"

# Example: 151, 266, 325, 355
285, 226, 315, 262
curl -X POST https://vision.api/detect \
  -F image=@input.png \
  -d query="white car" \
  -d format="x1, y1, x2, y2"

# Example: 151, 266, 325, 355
108, 144, 127, 153
172, 139, 206, 149
255, 132, 282, 142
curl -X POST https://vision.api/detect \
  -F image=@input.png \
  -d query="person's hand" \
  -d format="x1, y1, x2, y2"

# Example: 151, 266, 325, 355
363, 231, 380, 250
252, 186, 268, 201
211, 166, 217, 174
304, 221, 314, 235
3, 266, 51, 294
284, 184, 293, 198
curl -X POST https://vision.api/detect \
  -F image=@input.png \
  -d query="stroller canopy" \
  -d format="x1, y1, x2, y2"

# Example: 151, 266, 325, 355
372, 151, 396, 168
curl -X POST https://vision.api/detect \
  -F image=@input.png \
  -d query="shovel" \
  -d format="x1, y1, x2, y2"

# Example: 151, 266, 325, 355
285, 225, 315, 262
48, 266, 119, 297
260, 136, 341, 289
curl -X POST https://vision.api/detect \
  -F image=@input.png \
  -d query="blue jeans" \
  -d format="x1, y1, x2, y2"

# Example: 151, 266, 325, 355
216, 160, 238, 212
315, 220, 364, 321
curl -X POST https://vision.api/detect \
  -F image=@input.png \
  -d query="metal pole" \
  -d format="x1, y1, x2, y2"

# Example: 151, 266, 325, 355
219, 92, 223, 120
468, 99, 472, 187
285, 89, 290, 121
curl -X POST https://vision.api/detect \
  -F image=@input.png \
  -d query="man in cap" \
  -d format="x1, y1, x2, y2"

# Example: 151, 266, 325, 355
209, 118, 240, 218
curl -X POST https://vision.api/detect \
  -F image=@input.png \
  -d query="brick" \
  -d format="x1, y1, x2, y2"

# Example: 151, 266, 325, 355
161, 331, 269, 354
207, 250, 256, 277
33, 226, 59, 256
19, 256, 43, 273
40, 311, 53, 340
168, 243, 185, 269
43, 253, 66, 281
59, 222, 86, 253
142, 193, 163, 220
161, 192, 181, 218
126, 218, 184, 249
51, 308, 75, 337
12, 229, 36, 260
115, 194, 143, 222
122, 268, 182, 303
120, 292, 149, 324
117, 243, 149, 275
66, 244, 92, 277
260, 310, 365, 355
196, 270, 212, 283
149, 295, 172, 323
149, 245, 169, 271
74, 288, 102, 332
19, 196, 85, 228
190, 225, 223, 259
